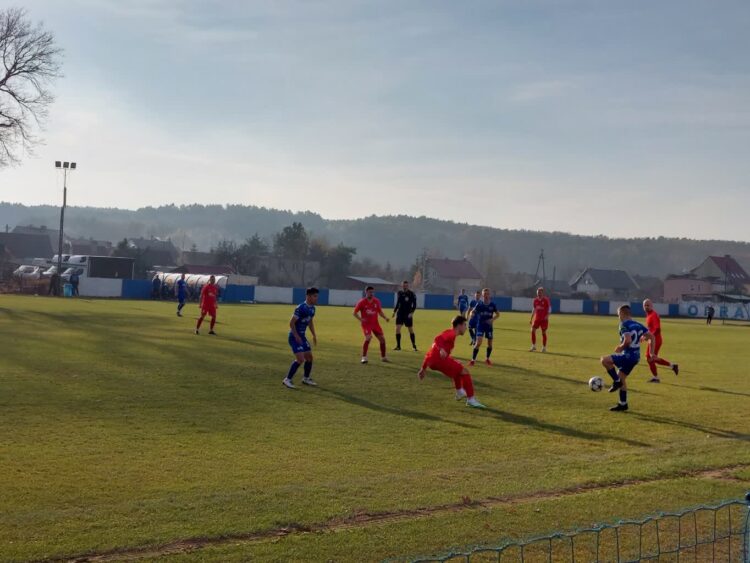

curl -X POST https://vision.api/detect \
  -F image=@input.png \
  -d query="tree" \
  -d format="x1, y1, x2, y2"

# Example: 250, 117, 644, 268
323, 243, 356, 287
0, 8, 62, 166
273, 222, 309, 259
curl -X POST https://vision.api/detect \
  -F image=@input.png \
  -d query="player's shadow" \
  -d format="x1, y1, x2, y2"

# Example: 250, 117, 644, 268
480, 407, 651, 448
631, 413, 750, 442
317, 388, 479, 430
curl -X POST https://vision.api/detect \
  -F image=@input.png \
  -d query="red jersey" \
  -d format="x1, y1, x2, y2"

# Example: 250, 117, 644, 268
201, 284, 219, 307
646, 310, 661, 336
354, 297, 383, 327
427, 329, 457, 361
532, 296, 551, 321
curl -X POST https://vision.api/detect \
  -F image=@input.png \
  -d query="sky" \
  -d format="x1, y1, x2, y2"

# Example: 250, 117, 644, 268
2, 0, 750, 240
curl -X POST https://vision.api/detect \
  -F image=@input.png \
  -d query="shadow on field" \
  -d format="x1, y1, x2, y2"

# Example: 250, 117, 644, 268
317, 388, 479, 430
698, 386, 750, 399
480, 407, 651, 448
631, 413, 750, 442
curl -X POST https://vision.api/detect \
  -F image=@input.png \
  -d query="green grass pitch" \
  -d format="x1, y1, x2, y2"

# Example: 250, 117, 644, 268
1, 295, 749, 562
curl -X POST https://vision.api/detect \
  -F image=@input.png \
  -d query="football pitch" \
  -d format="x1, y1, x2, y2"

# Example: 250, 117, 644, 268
1, 296, 749, 562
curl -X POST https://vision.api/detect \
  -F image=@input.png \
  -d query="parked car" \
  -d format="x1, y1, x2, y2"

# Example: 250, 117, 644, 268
50, 254, 72, 265
42, 266, 58, 278
61, 267, 85, 282
13, 265, 43, 280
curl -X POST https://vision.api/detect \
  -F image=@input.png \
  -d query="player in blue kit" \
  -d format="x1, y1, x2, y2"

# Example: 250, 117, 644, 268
175, 273, 188, 317
467, 290, 481, 345
601, 304, 657, 412
468, 288, 499, 366
283, 287, 320, 389
456, 289, 470, 316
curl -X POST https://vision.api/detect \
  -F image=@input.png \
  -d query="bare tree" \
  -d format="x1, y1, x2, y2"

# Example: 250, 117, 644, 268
0, 7, 61, 167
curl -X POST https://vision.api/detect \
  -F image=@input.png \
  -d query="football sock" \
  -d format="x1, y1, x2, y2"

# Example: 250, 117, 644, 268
469, 328, 476, 341
363, 340, 370, 356
619, 389, 628, 405
531, 331, 536, 345
304, 361, 312, 378
607, 368, 619, 382
410, 333, 416, 348
210, 316, 216, 330
648, 360, 658, 377
396, 333, 402, 348
196, 316, 204, 329
462, 373, 475, 398
287, 361, 300, 380
486, 347, 493, 359
472, 348, 479, 361
656, 358, 671, 367
379, 340, 386, 357
542, 333, 547, 346
452, 375, 462, 390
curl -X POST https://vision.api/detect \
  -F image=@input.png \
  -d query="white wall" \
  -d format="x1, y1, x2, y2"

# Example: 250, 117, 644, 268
329, 289, 363, 307
79, 277, 123, 297
254, 286, 294, 304
653, 302, 670, 316
559, 299, 583, 314
512, 297, 533, 312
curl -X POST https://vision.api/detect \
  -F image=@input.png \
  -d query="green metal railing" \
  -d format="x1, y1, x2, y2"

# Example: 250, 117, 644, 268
407, 493, 750, 562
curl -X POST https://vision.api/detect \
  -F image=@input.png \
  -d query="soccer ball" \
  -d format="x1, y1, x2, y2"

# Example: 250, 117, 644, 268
588, 376, 604, 392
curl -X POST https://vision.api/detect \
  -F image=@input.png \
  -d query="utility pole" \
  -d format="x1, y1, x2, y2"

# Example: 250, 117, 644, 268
54, 161, 76, 296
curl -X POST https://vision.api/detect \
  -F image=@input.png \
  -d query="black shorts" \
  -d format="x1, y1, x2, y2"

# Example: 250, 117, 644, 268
396, 314, 413, 328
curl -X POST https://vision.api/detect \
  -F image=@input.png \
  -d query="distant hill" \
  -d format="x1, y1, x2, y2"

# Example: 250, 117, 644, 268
2, 201, 749, 279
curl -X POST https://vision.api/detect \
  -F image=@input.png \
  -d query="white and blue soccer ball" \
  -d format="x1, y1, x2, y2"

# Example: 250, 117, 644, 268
588, 376, 604, 392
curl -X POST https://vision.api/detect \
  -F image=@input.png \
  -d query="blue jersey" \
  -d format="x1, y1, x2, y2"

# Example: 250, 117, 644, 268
176, 279, 187, 298
473, 300, 498, 328
618, 319, 649, 358
291, 302, 316, 337
457, 294, 469, 311
468, 299, 479, 326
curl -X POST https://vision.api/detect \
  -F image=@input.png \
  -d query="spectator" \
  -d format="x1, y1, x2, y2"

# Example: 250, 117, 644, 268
48, 272, 60, 296
706, 305, 715, 325
70, 270, 80, 297
152, 274, 162, 299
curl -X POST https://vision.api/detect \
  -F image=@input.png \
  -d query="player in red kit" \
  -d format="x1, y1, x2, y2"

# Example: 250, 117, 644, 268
417, 316, 485, 408
195, 275, 219, 335
353, 286, 390, 364
643, 299, 679, 382
530, 287, 551, 352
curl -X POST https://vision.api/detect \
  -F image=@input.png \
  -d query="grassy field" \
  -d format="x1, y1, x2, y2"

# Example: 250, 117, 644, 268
0, 295, 749, 562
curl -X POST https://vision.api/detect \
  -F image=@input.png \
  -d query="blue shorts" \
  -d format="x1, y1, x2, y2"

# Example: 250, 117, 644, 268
178, 293, 186, 304
611, 353, 639, 375
289, 334, 311, 354
476, 325, 493, 340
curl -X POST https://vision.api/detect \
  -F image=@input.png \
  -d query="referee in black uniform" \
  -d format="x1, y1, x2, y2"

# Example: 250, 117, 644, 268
392, 280, 418, 351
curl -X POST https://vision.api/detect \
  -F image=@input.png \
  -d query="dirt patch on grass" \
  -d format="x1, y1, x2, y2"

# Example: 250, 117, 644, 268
45, 463, 750, 563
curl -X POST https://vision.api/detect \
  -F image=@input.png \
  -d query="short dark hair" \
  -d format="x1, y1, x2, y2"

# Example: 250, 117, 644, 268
403, 280, 409, 284
618, 304, 631, 315
306, 287, 319, 296
365, 285, 375, 291
452, 315, 467, 327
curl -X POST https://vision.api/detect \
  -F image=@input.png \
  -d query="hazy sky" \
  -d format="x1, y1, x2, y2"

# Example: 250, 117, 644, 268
2, 0, 750, 240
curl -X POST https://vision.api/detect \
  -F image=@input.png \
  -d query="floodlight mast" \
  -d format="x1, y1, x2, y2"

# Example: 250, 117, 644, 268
54, 161, 77, 295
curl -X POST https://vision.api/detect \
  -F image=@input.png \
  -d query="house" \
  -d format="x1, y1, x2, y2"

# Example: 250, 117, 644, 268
345, 275, 399, 292
569, 268, 639, 300
526, 278, 572, 298
422, 258, 481, 294
663, 255, 750, 303
68, 237, 113, 256
12, 225, 61, 250
129, 237, 179, 268
0, 232, 55, 263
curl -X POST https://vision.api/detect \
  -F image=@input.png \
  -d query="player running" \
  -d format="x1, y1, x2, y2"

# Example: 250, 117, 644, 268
175, 273, 188, 317
393, 280, 418, 351
467, 290, 481, 346
530, 287, 551, 352
195, 275, 219, 335
457, 289, 470, 316
353, 286, 390, 364
282, 287, 319, 389
469, 288, 499, 366
601, 304, 657, 412
417, 315, 486, 408
643, 299, 679, 383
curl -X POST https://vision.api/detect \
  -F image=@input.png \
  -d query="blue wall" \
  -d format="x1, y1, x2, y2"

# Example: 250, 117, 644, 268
374, 291, 395, 308
291, 287, 330, 306
223, 284, 255, 303
122, 279, 153, 299
424, 294, 454, 310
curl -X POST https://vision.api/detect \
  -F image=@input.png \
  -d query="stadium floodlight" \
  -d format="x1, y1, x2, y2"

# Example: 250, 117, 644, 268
53, 160, 78, 296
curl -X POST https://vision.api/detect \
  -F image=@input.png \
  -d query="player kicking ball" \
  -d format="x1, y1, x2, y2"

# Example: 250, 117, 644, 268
353, 286, 390, 364
468, 288, 499, 366
418, 315, 486, 408
643, 299, 679, 383
529, 287, 551, 352
283, 287, 319, 389
601, 304, 656, 412
195, 275, 219, 335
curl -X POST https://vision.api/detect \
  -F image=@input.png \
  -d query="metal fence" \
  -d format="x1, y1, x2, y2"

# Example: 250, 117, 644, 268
409, 493, 750, 562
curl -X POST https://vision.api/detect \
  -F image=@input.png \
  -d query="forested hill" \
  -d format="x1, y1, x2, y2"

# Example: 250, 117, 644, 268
2, 202, 749, 278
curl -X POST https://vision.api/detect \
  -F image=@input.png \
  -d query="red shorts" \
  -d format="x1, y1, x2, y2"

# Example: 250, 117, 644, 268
427, 357, 465, 379
532, 318, 549, 330
362, 324, 383, 337
202, 305, 217, 317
